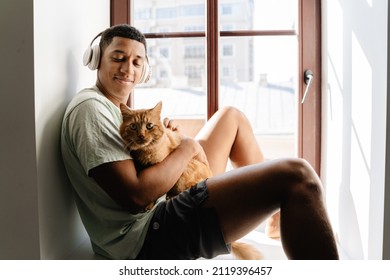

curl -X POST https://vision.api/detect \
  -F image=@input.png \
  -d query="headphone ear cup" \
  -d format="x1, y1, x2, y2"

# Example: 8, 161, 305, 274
139, 57, 151, 84
83, 32, 103, 70
83, 45, 93, 67
83, 44, 100, 70
88, 45, 101, 70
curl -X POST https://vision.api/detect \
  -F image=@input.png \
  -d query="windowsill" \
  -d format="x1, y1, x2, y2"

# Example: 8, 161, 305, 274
64, 227, 286, 260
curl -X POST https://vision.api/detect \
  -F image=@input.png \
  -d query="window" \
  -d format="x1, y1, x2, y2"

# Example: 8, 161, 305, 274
111, 0, 322, 173
222, 24, 234, 31
179, 4, 205, 17
159, 47, 170, 58
221, 4, 232, 15
185, 45, 205, 58
159, 69, 168, 79
158, 27, 170, 33
156, 8, 176, 19
134, 8, 150, 20
222, 44, 233, 56
184, 25, 205, 32
221, 65, 234, 78
185, 65, 202, 79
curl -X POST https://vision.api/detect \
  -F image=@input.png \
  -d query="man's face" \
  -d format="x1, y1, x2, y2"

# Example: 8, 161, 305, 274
98, 36, 146, 96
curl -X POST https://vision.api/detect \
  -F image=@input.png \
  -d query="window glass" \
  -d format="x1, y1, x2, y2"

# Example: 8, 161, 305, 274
134, 37, 207, 120
134, 0, 206, 33
220, 0, 298, 31
133, 1, 207, 120
133, 0, 298, 159
219, 36, 297, 158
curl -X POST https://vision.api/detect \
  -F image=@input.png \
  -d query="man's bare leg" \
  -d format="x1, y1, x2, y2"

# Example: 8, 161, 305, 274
265, 211, 281, 239
203, 158, 339, 260
196, 106, 264, 174
196, 106, 280, 238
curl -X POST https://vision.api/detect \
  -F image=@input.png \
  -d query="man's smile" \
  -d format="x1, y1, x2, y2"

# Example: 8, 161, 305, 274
114, 75, 134, 84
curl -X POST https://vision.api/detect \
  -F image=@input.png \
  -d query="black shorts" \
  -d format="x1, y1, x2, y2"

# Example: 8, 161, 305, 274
136, 180, 231, 259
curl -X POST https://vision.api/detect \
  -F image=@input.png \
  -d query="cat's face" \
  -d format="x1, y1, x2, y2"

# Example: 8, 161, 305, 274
119, 102, 165, 150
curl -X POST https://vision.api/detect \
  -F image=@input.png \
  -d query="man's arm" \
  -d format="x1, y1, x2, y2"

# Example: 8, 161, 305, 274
89, 137, 205, 213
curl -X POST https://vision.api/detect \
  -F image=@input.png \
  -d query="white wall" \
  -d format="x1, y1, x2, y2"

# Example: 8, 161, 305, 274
322, 0, 388, 259
34, 0, 109, 260
0, 0, 109, 259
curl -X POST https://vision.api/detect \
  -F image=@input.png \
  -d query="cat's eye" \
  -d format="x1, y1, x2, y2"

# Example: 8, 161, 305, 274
146, 123, 154, 130
129, 123, 137, 130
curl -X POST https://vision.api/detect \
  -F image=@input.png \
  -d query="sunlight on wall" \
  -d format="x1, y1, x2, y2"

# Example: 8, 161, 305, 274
327, 1, 344, 86
323, 0, 344, 237
323, 0, 387, 259
351, 31, 372, 171
350, 30, 372, 258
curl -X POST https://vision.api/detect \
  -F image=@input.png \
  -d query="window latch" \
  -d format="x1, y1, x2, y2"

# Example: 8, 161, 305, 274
301, 70, 314, 104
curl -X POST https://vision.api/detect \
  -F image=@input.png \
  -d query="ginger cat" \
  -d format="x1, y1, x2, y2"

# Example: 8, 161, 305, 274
119, 101, 212, 199
119, 101, 262, 260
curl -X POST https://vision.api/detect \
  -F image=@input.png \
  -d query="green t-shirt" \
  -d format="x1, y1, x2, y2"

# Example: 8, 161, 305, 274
61, 86, 158, 259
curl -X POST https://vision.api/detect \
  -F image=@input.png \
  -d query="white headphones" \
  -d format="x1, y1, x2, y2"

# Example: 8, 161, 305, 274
83, 32, 152, 84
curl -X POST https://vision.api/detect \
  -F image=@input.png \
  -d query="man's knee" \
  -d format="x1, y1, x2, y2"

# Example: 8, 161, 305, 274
281, 158, 323, 199
219, 106, 247, 123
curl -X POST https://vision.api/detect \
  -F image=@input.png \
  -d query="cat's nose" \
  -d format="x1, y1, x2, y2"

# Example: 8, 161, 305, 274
138, 134, 145, 140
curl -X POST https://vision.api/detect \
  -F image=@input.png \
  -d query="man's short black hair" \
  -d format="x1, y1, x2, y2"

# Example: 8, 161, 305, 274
100, 24, 147, 53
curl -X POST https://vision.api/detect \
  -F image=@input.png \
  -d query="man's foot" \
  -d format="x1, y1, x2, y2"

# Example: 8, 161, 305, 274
265, 211, 280, 239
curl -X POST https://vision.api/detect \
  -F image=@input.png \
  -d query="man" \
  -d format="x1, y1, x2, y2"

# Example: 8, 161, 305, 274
61, 24, 339, 259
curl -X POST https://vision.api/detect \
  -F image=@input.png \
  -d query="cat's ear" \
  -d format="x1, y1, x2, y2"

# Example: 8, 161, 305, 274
151, 101, 163, 116
120, 103, 131, 119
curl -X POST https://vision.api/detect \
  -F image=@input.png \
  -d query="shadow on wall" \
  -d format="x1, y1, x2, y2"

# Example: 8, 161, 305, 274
36, 50, 87, 259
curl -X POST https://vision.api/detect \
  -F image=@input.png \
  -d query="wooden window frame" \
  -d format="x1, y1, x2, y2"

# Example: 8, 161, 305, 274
110, 0, 130, 26
110, 0, 321, 175
299, 0, 321, 175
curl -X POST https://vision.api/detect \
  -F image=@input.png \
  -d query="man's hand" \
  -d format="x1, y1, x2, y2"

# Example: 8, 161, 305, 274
163, 118, 209, 167
163, 117, 178, 131
179, 137, 210, 168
